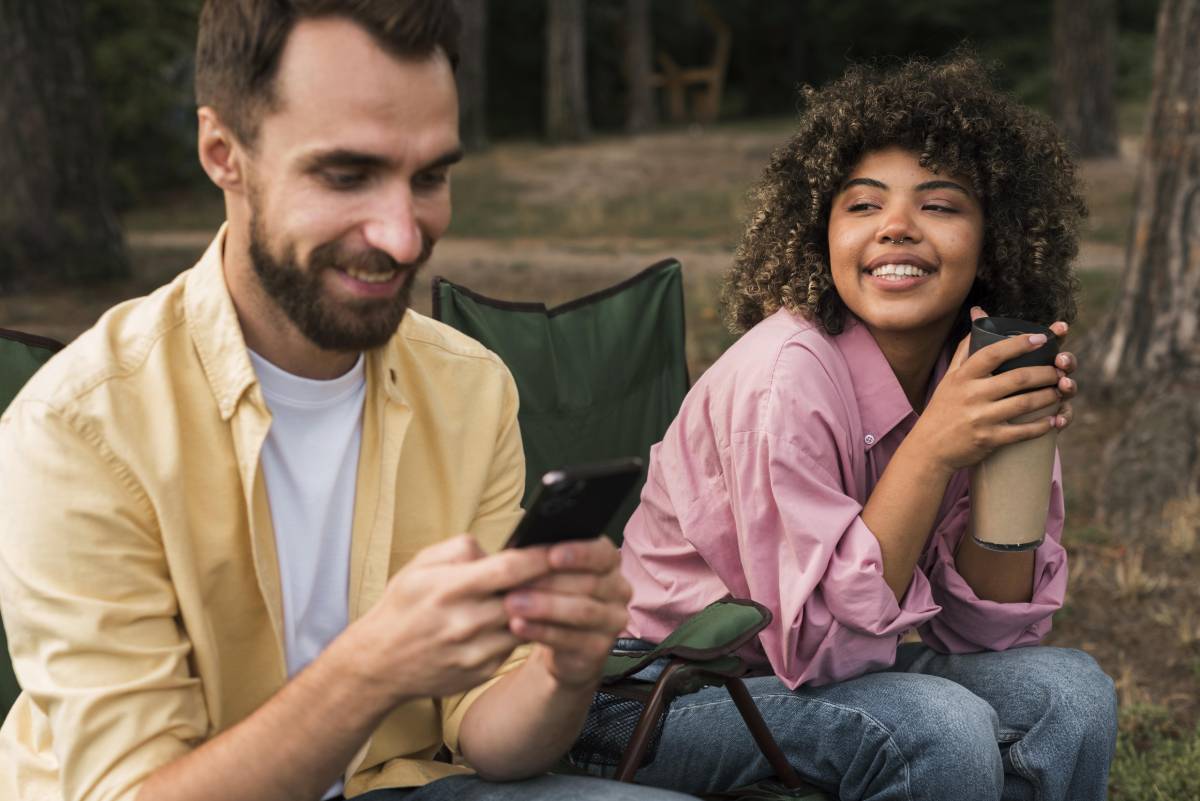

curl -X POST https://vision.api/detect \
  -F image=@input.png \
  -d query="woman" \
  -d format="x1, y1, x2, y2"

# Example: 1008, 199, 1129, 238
572, 55, 1117, 801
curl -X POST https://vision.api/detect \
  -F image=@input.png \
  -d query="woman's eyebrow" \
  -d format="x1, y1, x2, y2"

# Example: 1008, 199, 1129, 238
915, 179, 972, 196
840, 177, 887, 191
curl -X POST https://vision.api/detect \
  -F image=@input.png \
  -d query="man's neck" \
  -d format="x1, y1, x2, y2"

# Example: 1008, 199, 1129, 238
221, 225, 360, 380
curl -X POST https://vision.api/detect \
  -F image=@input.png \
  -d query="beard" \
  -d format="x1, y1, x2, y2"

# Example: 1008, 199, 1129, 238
247, 209, 428, 353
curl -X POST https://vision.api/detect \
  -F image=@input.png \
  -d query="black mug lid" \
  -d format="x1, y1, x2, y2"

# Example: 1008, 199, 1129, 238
969, 317, 1058, 374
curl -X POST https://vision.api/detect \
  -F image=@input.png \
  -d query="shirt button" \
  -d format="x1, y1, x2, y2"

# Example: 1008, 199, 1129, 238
864, 434, 876, 446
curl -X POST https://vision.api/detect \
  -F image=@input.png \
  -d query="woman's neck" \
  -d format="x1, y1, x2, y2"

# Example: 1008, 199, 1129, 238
867, 322, 954, 414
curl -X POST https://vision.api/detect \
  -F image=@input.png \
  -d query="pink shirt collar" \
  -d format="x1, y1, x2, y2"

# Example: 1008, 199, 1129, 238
833, 316, 952, 452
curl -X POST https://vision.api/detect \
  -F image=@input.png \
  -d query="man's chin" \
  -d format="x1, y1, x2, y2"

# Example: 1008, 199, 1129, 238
301, 303, 410, 353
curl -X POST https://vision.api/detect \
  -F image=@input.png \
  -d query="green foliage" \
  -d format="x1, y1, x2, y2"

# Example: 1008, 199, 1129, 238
86, 0, 204, 207
96, 0, 1162, 204
1110, 705, 1200, 799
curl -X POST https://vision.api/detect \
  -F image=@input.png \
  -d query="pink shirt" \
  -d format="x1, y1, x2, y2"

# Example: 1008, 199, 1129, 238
622, 309, 1067, 688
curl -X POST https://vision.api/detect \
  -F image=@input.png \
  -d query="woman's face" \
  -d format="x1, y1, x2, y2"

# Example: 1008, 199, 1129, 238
827, 147, 983, 343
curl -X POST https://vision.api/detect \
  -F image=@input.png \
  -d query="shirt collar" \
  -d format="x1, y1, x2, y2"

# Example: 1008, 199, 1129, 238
832, 317, 951, 451
184, 225, 259, 421
183, 225, 412, 420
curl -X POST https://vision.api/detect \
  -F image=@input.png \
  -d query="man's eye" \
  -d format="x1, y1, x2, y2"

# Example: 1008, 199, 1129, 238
322, 170, 367, 190
414, 170, 449, 191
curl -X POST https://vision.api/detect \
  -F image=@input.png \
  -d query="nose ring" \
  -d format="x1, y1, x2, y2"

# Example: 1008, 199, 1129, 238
885, 235, 910, 244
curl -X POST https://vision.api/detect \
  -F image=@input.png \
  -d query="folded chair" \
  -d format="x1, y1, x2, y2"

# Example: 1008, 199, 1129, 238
0, 328, 65, 720
431, 263, 826, 799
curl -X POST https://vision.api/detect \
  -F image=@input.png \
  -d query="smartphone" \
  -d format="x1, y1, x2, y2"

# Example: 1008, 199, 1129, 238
504, 457, 644, 548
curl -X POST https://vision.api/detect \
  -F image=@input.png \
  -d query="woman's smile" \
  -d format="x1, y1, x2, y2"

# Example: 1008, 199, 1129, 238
828, 146, 983, 340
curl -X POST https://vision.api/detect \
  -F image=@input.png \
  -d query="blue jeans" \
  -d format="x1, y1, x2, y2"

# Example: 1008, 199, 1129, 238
570, 643, 1117, 801
342, 774, 696, 800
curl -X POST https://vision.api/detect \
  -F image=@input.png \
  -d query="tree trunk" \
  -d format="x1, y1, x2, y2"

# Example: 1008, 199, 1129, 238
623, 0, 655, 134
0, 0, 127, 290
544, 0, 590, 143
456, 0, 488, 152
1086, 0, 1200, 529
1052, 0, 1119, 158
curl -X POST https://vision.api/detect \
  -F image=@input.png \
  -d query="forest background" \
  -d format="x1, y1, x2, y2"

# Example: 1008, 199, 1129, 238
2, 0, 1198, 796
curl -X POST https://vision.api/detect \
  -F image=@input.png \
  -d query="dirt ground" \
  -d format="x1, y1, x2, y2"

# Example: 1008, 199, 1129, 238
4, 122, 1195, 729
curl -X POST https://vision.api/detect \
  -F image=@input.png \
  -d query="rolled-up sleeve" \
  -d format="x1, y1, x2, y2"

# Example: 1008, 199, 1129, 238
920, 454, 1068, 653
683, 428, 941, 689
441, 368, 529, 752
0, 402, 207, 801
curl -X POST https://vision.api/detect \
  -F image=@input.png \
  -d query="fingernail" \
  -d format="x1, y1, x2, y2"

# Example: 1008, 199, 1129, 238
555, 547, 576, 567
1028, 334, 1047, 346
509, 592, 531, 611
1056, 415, 1067, 428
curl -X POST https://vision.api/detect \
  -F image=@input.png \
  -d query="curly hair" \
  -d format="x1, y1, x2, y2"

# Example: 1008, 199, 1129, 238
721, 53, 1085, 339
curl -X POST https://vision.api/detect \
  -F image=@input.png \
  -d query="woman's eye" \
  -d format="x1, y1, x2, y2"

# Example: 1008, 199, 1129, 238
923, 203, 959, 214
847, 201, 877, 212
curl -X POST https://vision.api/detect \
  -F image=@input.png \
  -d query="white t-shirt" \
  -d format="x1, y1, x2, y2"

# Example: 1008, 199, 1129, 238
248, 349, 365, 800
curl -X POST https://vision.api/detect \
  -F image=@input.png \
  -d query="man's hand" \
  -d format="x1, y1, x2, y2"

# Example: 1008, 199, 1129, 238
502, 537, 631, 689
338, 534, 553, 704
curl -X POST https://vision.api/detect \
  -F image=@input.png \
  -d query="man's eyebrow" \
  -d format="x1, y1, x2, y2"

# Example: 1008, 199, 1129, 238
420, 147, 464, 172
299, 149, 389, 172
298, 147, 465, 173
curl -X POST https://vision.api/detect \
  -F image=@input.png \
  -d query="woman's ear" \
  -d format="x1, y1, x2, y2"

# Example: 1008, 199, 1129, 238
196, 107, 246, 194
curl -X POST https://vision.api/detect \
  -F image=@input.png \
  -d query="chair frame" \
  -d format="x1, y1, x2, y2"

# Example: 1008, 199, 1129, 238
604, 661, 804, 788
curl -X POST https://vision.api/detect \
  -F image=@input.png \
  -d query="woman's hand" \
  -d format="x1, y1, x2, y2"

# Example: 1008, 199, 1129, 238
1048, 320, 1077, 431
911, 308, 1069, 476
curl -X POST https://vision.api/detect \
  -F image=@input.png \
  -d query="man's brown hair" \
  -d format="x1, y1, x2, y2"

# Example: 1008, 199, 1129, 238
195, 0, 461, 147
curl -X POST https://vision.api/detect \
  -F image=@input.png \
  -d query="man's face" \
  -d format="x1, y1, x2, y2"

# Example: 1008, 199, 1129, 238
239, 18, 461, 351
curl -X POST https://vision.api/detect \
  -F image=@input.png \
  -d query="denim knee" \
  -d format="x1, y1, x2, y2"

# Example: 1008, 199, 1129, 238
1034, 649, 1118, 752
844, 679, 1003, 800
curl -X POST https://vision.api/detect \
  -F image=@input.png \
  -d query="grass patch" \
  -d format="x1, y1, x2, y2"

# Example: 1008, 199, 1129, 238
450, 162, 747, 243
1065, 523, 1114, 547
1072, 270, 1122, 342
122, 186, 225, 232
1110, 705, 1200, 800
1084, 187, 1136, 246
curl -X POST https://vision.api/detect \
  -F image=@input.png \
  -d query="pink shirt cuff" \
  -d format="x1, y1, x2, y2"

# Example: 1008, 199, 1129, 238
921, 532, 1067, 652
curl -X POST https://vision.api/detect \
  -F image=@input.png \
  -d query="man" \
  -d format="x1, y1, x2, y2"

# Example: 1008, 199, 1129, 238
0, 3, 691, 800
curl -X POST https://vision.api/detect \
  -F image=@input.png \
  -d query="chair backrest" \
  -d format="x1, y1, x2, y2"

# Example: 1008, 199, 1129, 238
0, 328, 64, 721
431, 259, 689, 545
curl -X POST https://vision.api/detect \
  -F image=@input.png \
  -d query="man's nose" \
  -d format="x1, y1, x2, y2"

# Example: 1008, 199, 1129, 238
361, 189, 423, 264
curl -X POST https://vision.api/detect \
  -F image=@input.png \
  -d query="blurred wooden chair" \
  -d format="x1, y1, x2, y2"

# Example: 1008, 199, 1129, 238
649, 0, 731, 124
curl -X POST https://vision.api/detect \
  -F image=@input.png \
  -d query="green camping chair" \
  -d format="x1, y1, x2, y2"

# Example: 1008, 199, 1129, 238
431, 263, 823, 799
0, 328, 65, 721
432, 259, 690, 541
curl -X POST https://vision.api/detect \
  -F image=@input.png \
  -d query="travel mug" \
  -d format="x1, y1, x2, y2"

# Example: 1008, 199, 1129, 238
968, 317, 1060, 551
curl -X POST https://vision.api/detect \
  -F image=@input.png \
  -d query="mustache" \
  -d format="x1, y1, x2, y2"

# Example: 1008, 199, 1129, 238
309, 236, 433, 275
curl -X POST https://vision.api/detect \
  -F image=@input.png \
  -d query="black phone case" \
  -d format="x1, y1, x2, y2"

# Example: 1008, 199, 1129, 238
505, 458, 644, 548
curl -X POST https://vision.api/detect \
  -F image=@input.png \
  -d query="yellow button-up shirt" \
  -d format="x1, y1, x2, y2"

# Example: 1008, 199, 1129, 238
0, 229, 528, 801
